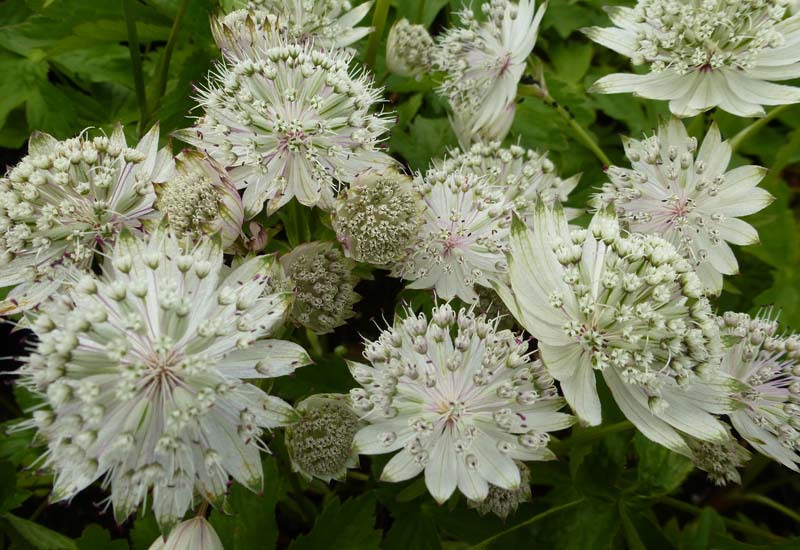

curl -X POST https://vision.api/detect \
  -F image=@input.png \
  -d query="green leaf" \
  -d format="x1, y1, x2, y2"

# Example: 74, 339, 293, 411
129, 513, 161, 550
1, 513, 77, 550
383, 505, 440, 550
389, 116, 457, 171
633, 434, 693, 497
289, 494, 382, 550
209, 456, 287, 550
75, 525, 129, 550
549, 41, 594, 84
390, 0, 450, 27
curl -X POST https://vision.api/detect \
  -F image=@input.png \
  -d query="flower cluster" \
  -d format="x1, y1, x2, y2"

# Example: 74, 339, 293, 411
497, 205, 734, 456
348, 304, 574, 503
595, 118, 773, 294
585, 0, 800, 116
719, 311, 800, 471
386, 19, 435, 78
16, 227, 310, 530
280, 241, 360, 334
433, 0, 546, 141
177, 28, 393, 217
0, 125, 170, 314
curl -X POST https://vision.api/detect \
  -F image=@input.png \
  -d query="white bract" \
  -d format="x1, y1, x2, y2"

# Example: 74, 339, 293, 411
348, 304, 574, 504
585, 0, 800, 117
595, 119, 773, 294
16, 227, 310, 531
496, 205, 735, 456
433, 0, 546, 138
719, 311, 800, 471
176, 32, 394, 218
392, 169, 511, 303
148, 517, 223, 550
0, 125, 170, 314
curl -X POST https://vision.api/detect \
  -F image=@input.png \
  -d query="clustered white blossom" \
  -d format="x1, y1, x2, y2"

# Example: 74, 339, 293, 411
595, 118, 773, 294
348, 304, 574, 503
433, 0, 546, 141
5, 0, 800, 537
497, 205, 735, 457
585, 0, 800, 116
0, 125, 170, 314
17, 227, 311, 529
719, 311, 800, 471
177, 24, 393, 217
331, 169, 423, 266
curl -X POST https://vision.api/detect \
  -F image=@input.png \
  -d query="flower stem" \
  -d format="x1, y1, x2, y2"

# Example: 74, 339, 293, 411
122, 0, 147, 136
518, 84, 612, 167
737, 494, 800, 524
469, 498, 586, 548
150, 0, 190, 124
306, 328, 324, 358
416, 0, 426, 23
365, 0, 390, 69
730, 104, 793, 153
196, 500, 209, 517
660, 496, 783, 542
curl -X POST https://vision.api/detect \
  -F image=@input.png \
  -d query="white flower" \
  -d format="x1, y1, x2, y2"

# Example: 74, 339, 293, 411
386, 19, 434, 78
348, 304, 574, 504
211, 8, 283, 62
0, 124, 171, 314
148, 517, 223, 550
331, 169, 423, 266
16, 226, 311, 530
392, 169, 511, 303
450, 102, 516, 150
280, 241, 360, 334
433, 0, 546, 136
176, 35, 394, 218
285, 394, 361, 482
155, 150, 244, 249
718, 311, 800, 471
584, 1, 800, 117
595, 118, 773, 295
433, 141, 581, 220
496, 205, 735, 456
247, 0, 373, 49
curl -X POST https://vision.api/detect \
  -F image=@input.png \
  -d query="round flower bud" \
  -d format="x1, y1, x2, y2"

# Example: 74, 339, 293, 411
148, 517, 223, 550
688, 436, 751, 487
331, 170, 423, 266
285, 394, 361, 482
386, 19, 434, 78
280, 241, 360, 334
468, 462, 532, 518
155, 150, 244, 249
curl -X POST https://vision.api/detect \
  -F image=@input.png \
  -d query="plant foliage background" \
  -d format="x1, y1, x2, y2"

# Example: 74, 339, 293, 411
0, 0, 799, 548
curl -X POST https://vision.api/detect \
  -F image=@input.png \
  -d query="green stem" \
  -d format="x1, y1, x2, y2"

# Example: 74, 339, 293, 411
469, 499, 586, 548
150, 0, 191, 125
365, 0, 390, 69
416, 0, 426, 23
737, 494, 800, 524
518, 84, 612, 166
660, 496, 783, 542
550, 421, 633, 454
730, 104, 792, 153
122, 0, 147, 136
306, 328, 324, 358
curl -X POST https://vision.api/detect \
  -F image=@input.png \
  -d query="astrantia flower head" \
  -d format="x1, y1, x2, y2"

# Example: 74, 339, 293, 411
285, 394, 361, 482
331, 169, 423, 266
585, 1, 800, 117
386, 19, 434, 78
280, 241, 360, 334
497, 205, 735, 456
148, 517, 223, 550
433, 0, 546, 136
211, 8, 283, 61
392, 169, 511, 303
244, 0, 373, 49
434, 141, 581, 220
0, 125, 170, 314
155, 150, 244, 249
467, 461, 531, 518
718, 311, 800, 471
450, 102, 517, 149
176, 36, 394, 218
348, 304, 574, 504
687, 435, 751, 486
16, 226, 311, 531
595, 118, 773, 294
